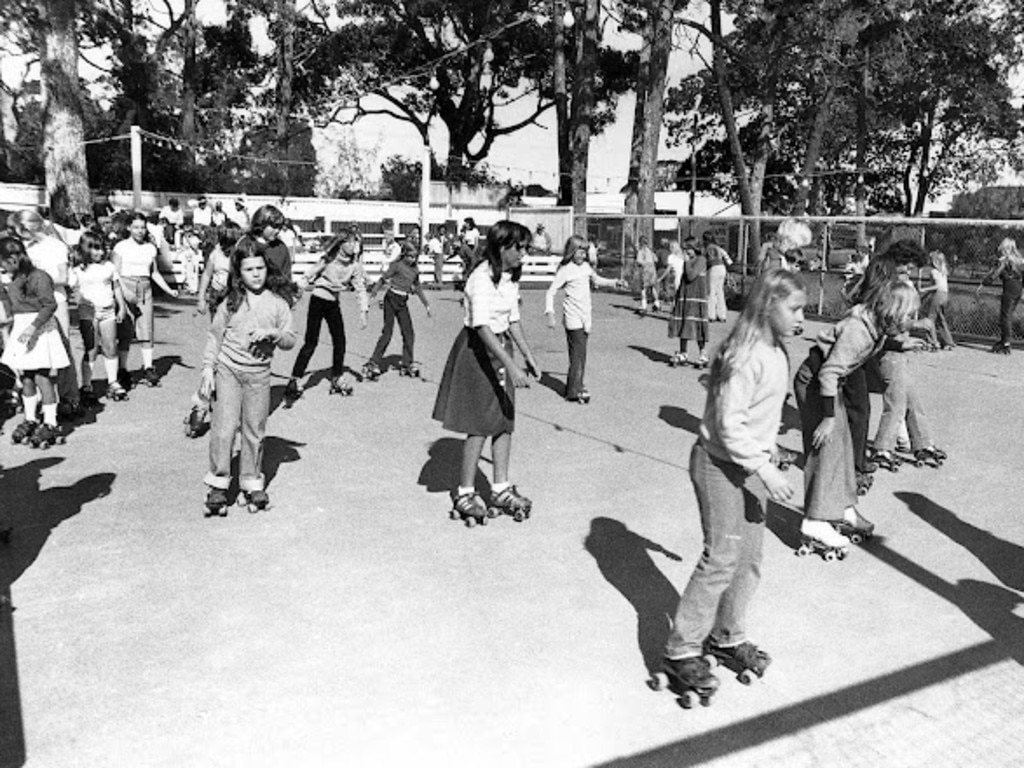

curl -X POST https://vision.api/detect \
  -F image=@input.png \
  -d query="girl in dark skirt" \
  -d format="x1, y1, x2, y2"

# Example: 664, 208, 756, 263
668, 239, 709, 367
432, 221, 540, 525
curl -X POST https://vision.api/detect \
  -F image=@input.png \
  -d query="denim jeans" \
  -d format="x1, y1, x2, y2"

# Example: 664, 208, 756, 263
872, 352, 932, 452
565, 328, 588, 399
292, 294, 347, 378
999, 278, 1022, 345
664, 442, 765, 659
205, 365, 270, 492
371, 291, 414, 367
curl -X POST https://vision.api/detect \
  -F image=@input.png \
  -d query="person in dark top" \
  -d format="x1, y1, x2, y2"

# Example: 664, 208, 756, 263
363, 240, 432, 378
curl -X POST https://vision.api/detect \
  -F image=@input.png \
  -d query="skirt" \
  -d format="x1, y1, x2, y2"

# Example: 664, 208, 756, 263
432, 327, 515, 436
0, 313, 71, 373
667, 286, 709, 342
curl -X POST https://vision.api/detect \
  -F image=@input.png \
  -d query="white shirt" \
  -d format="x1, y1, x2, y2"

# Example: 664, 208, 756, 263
70, 262, 119, 309
192, 205, 213, 227
463, 228, 480, 248
666, 252, 686, 291
385, 240, 403, 264
463, 262, 520, 334
114, 238, 158, 278
160, 206, 184, 226
27, 235, 69, 298
427, 236, 443, 256
929, 268, 949, 293
545, 262, 598, 332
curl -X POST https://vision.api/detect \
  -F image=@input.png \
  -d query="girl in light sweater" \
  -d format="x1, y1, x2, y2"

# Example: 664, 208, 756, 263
544, 235, 624, 403
285, 228, 368, 399
659, 269, 805, 703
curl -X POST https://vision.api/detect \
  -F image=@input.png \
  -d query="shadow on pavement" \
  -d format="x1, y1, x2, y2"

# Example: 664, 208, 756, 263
657, 405, 701, 436
263, 436, 305, 486
628, 345, 673, 365
895, 491, 1024, 591
584, 517, 682, 675
537, 371, 566, 398
0, 458, 116, 768
418, 437, 490, 496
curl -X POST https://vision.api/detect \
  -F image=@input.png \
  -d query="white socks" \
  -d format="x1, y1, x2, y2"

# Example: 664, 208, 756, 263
22, 393, 40, 421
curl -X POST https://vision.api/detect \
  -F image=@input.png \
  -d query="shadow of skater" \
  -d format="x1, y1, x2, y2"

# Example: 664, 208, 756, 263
0, 458, 116, 768
584, 517, 682, 675
537, 371, 566, 398
153, 354, 189, 380
417, 437, 490, 496
627, 345, 672, 365
895, 491, 1024, 592
764, 500, 806, 551
263, 436, 305, 486
657, 405, 701, 435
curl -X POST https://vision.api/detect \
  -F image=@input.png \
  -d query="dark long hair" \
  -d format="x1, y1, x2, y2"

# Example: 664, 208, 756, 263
0, 234, 32, 278
222, 238, 295, 315
249, 205, 286, 236
477, 220, 530, 284
848, 239, 927, 305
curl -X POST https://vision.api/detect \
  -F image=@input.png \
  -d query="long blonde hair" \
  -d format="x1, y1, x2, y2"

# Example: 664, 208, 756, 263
997, 238, 1024, 271
863, 279, 920, 336
708, 269, 805, 401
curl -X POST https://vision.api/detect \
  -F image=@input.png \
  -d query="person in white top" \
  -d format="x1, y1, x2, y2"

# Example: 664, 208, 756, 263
159, 198, 184, 227
12, 208, 82, 412
231, 198, 250, 229
427, 227, 446, 286
920, 250, 955, 350
192, 195, 213, 227
112, 211, 180, 388
544, 234, 624, 403
69, 230, 129, 401
432, 220, 540, 525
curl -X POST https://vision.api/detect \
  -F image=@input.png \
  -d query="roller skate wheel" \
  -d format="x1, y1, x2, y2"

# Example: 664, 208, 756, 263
464, 516, 477, 528
679, 691, 698, 709
486, 507, 499, 519
838, 548, 849, 560
449, 509, 460, 521
796, 544, 811, 557
512, 510, 525, 523
824, 550, 838, 562
856, 486, 867, 496
848, 532, 863, 545
738, 670, 753, 685
648, 672, 668, 691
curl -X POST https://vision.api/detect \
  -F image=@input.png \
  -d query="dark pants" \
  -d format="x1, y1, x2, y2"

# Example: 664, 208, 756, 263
371, 291, 414, 367
843, 365, 870, 473
291, 294, 347, 379
565, 328, 589, 399
999, 279, 1022, 345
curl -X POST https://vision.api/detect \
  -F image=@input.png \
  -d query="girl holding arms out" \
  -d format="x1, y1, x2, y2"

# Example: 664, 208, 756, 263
544, 234, 624, 403
112, 211, 179, 388
432, 221, 540, 526
69, 231, 129, 402
0, 234, 71, 448
363, 240, 431, 379
285, 228, 368, 399
199, 239, 297, 516
656, 270, 805, 703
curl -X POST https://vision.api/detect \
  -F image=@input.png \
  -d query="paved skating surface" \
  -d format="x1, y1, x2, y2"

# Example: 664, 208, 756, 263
2, 287, 1022, 767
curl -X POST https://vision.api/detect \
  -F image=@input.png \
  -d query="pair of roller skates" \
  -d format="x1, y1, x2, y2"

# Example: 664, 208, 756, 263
650, 641, 771, 709
10, 420, 65, 449
449, 486, 533, 527
398, 363, 421, 379
669, 353, 709, 369
204, 488, 270, 517
990, 341, 1011, 355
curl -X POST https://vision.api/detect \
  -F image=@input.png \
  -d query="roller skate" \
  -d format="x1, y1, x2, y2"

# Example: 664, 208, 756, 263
867, 447, 901, 473
449, 490, 488, 527
328, 375, 354, 396
183, 405, 208, 438
774, 445, 801, 471
398, 363, 421, 378
669, 352, 688, 368
990, 341, 1011, 354
29, 423, 65, 449
488, 485, 532, 522
239, 490, 270, 513
694, 352, 709, 369
142, 367, 161, 387
106, 380, 129, 401
703, 640, 771, 685
204, 488, 229, 518
283, 378, 303, 406
11, 419, 37, 445
855, 471, 873, 496
831, 506, 875, 545
648, 656, 720, 709
56, 399, 83, 422
361, 361, 382, 382
797, 519, 850, 561
79, 386, 100, 407
910, 445, 946, 468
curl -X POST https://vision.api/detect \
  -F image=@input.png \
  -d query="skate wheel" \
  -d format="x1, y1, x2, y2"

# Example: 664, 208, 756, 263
513, 511, 525, 523
449, 509, 460, 521
486, 507, 499, 519
838, 548, 848, 560
648, 672, 668, 691
796, 544, 811, 557
465, 516, 477, 528
848, 532, 863, 545
699, 695, 712, 707
823, 550, 837, 562
679, 691, 698, 709
738, 670, 753, 685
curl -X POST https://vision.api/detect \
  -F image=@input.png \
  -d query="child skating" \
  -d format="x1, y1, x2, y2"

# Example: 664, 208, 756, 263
0, 234, 71, 448
668, 239, 710, 368
364, 240, 431, 380
654, 269, 806, 707
543, 234, 624, 403
432, 221, 540, 526
199, 239, 297, 516
284, 228, 368, 401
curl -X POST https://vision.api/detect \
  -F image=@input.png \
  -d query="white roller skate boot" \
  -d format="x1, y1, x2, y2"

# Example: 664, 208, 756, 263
797, 519, 850, 561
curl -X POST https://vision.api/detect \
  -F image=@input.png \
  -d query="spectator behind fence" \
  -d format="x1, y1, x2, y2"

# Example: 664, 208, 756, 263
758, 219, 812, 274
978, 237, 1024, 354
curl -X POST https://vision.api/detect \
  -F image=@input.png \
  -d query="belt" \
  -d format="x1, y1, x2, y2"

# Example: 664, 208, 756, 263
389, 289, 409, 297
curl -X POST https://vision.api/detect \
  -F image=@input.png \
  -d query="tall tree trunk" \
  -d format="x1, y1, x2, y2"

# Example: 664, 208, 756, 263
913, 107, 935, 217
40, 0, 90, 223
855, 47, 868, 247
569, 0, 599, 235
792, 85, 834, 215
554, 0, 571, 206
637, 0, 673, 230
276, 0, 295, 195
181, 0, 197, 170
623, 3, 654, 248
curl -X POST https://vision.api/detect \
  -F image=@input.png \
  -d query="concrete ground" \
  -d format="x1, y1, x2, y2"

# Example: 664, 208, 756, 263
1, 286, 1022, 768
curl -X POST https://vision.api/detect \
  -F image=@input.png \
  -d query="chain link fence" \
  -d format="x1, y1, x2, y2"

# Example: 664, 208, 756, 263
574, 213, 1024, 344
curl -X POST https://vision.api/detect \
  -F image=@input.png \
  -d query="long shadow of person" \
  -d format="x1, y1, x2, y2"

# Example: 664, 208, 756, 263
153, 354, 189, 380
537, 371, 566, 398
584, 517, 683, 675
895, 491, 1024, 592
417, 437, 490, 497
263, 436, 305, 486
627, 345, 672, 365
0, 457, 116, 767
657, 405, 701, 436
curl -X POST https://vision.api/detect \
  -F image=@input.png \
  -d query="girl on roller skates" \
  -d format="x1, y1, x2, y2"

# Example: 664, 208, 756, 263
364, 240, 431, 380
543, 234, 624, 403
978, 237, 1023, 354
660, 269, 805, 701
432, 221, 540, 526
667, 238, 710, 368
794, 278, 919, 550
199, 238, 297, 516
0, 234, 71, 448
69, 230, 129, 402
285, 227, 368, 399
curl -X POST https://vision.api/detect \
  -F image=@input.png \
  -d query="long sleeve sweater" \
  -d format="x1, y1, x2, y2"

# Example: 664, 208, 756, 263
203, 290, 297, 374
813, 304, 885, 416
304, 257, 369, 312
700, 339, 790, 474
7, 270, 58, 327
